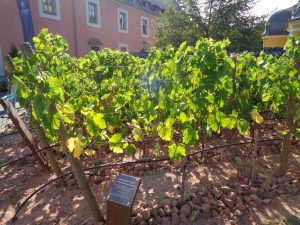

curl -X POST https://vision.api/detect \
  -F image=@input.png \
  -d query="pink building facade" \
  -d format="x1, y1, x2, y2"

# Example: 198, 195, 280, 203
0, 0, 164, 63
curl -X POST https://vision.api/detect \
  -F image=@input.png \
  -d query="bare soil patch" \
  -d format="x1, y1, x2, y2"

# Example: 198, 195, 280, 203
1, 121, 300, 225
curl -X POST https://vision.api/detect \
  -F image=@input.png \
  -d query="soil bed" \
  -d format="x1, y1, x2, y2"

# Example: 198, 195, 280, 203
1, 120, 300, 225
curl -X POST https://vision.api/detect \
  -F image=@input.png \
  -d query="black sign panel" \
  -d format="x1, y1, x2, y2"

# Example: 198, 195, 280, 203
107, 174, 141, 207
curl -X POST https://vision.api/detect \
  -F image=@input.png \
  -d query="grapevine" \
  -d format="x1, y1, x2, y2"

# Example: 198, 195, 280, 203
6, 28, 300, 221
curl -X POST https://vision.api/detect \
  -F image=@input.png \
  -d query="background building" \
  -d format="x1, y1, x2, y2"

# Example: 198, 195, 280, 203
288, 4, 300, 36
0, 0, 164, 85
0, 0, 164, 56
262, 2, 300, 53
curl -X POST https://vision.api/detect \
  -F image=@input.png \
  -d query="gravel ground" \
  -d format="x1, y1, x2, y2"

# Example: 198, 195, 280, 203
0, 99, 21, 133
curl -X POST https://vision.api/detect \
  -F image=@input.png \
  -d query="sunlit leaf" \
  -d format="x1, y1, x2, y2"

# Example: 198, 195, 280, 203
251, 109, 264, 125
168, 142, 186, 159
67, 137, 84, 158
179, 112, 188, 123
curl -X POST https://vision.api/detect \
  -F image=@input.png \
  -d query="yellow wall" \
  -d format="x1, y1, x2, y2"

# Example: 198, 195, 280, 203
263, 36, 288, 48
263, 18, 300, 48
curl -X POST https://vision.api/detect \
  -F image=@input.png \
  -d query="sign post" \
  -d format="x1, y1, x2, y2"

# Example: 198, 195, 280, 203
16, 0, 35, 46
107, 174, 141, 225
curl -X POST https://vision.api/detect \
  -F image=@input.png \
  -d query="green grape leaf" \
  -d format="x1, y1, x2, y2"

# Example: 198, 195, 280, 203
237, 119, 250, 134
168, 143, 186, 159
112, 146, 123, 153
109, 133, 122, 144
227, 116, 236, 129
86, 112, 106, 136
126, 144, 137, 155
179, 112, 188, 123
60, 103, 75, 124
262, 93, 271, 102
109, 133, 124, 153
221, 118, 230, 128
33, 37, 41, 44
157, 124, 173, 141
187, 98, 197, 112
183, 127, 198, 145
93, 113, 106, 129
165, 118, 175, 127
18, 86, 29, 99
207, 115, 218, 132
216, 111, 226, 123
295, 128, 300, 139
45, 76, 64, 101
51, 112, 61, 130
32, 95, 50, 120
133, 127, 142, 141
11, 77, 29, 100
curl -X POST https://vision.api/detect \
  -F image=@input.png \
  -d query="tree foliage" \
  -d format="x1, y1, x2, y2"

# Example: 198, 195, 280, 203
155, 0, 266, 52
155, 4, 200, 47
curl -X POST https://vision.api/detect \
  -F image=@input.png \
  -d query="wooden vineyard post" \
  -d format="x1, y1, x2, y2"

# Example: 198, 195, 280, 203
106, 174, 141, 225
181, 156, 190, 203
280, 92, 296, 176
279, 60, 298, 176
249, 130, 258, 185
53, 101, 105, 222
32, 121, 65, 186
18, 42, 105, 222
5, 52, 64, 180
0, 99, 50, 171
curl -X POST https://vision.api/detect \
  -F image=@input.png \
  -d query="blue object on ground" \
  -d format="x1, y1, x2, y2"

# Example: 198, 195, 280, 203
2, 93, 17, 108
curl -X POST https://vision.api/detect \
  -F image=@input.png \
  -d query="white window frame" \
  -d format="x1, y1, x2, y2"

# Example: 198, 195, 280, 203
38, 0, 61, 20
118, 43, 129, 52
118, 8, 128, 33
86, 0, 101, 28
141, 16, 149, 37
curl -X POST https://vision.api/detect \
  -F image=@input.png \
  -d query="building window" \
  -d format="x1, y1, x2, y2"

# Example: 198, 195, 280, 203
38, 0, 61, 20
141, 16, 149, 37
88, 3, 97, 23
118, 43, 129, 52
86, 0, 100, 27
42, 0, 56, 14
118, 9, 128, 33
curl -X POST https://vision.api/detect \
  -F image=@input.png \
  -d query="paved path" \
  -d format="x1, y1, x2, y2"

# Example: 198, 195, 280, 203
0, 102, 21, 133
